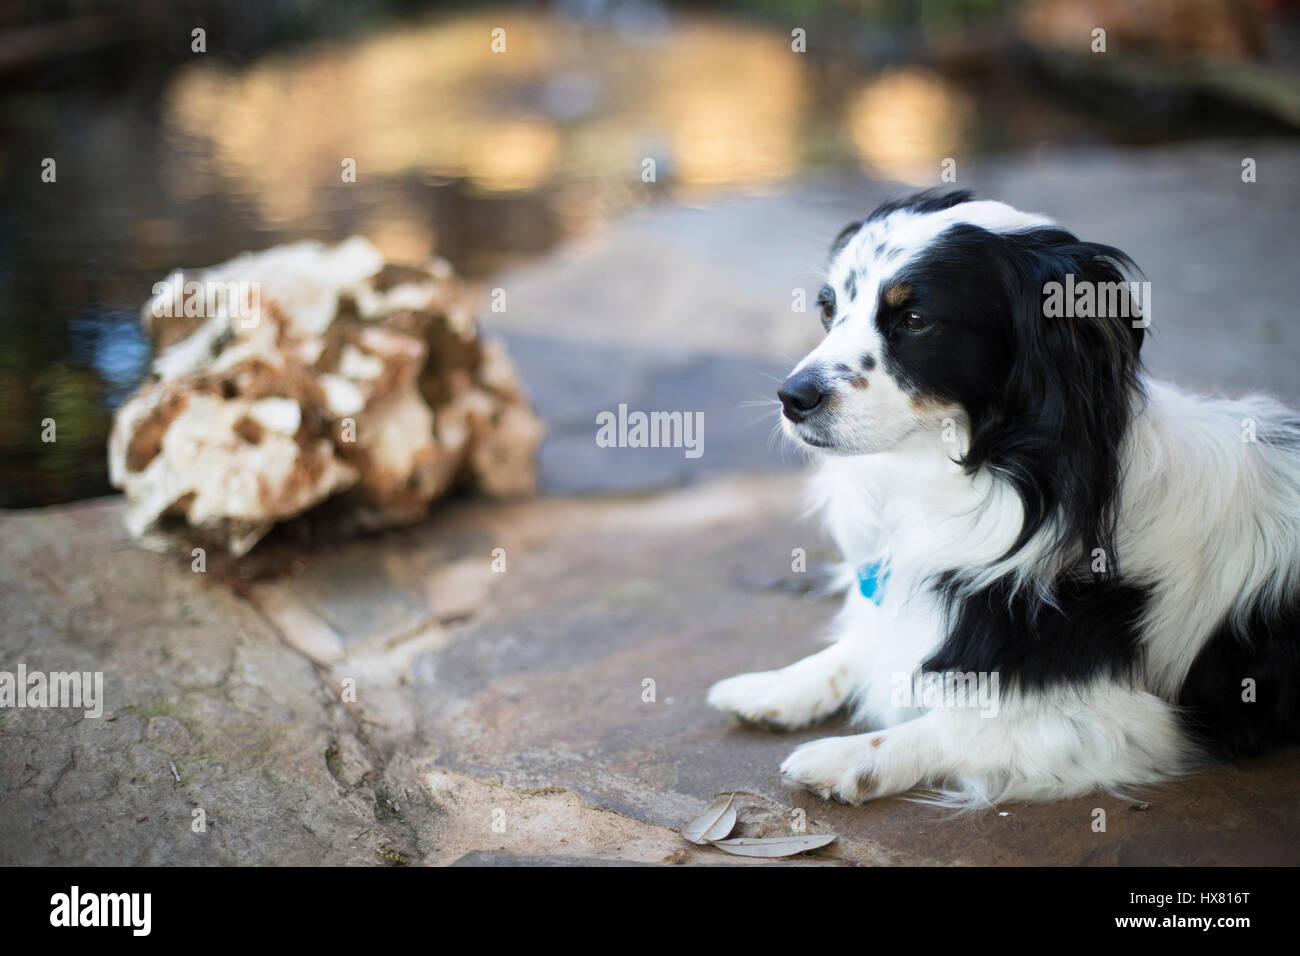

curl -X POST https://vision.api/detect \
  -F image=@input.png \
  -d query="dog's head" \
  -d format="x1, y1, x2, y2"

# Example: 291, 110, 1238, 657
781, 189, 1146, 559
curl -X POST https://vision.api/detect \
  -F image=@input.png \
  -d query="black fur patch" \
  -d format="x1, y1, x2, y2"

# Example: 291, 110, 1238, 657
829, 221, 862, 261
867, 188, 974, 223
1177, 591, 1300, 758
876, 222, 1144, 568
925, 572, 1149, 689
829, 190, 972, 266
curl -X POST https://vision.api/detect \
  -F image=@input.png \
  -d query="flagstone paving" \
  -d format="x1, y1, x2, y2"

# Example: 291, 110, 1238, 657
4, 478, 1298, 866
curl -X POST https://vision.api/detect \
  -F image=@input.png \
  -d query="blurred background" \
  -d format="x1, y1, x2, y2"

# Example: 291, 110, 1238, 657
3, 0, 1299, 507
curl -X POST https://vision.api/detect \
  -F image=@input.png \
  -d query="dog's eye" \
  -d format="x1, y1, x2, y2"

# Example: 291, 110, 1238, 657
901, 311, 931, 333
816, 284, 835, 329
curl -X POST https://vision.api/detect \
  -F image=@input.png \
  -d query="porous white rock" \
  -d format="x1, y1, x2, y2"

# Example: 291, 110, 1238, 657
109, 238, 543, 556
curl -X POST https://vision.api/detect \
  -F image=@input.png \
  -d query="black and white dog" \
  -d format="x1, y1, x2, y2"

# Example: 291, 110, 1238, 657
709, 190, 1300, 806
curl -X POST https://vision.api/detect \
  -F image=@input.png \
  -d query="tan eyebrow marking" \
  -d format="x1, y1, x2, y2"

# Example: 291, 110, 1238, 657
884, 283, 911, 307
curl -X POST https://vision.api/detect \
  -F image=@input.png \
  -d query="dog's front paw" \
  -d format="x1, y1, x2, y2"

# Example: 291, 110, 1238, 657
779, 735, 886, 804
707, 669, 840, 730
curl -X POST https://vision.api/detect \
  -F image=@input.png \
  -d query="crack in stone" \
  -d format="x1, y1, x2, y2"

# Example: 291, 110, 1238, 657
45, 749, 76, 809
236, 591, 427, 864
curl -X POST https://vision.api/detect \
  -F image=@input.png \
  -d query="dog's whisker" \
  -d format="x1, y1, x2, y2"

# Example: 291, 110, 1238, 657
741, 407, 783, 431
765, 420, 786, 455
757, 350, 802, 367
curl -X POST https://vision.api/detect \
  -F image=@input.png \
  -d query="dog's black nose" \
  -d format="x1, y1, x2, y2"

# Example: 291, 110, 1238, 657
778, 370, 827, 422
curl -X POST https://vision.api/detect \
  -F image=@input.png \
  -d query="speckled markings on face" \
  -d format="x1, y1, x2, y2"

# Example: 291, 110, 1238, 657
784, 197, 1056, 456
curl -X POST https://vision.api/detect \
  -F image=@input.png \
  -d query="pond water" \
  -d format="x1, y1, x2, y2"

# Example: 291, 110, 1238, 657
1, 6, 1292, 506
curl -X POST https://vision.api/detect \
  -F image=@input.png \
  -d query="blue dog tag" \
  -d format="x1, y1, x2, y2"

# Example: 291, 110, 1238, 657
857, 561, 889, 604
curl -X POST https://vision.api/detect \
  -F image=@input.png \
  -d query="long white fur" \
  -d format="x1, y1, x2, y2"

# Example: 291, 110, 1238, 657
708, 200, 1300, 806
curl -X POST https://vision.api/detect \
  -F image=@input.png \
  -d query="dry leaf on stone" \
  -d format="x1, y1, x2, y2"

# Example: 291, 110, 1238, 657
709, 833, 836, 858
682, 793, 738, 845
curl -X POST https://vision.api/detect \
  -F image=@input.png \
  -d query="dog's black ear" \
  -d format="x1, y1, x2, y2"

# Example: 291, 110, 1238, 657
964, 228, 1145, 572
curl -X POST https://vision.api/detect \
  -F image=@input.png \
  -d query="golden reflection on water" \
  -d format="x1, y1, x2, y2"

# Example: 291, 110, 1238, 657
161, 11, 813, 224
362, 216, 436, 264
161, 8, 971, 250
650, 27, 804, 189
463, 120, 561, 192
845, 66, 973, 186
